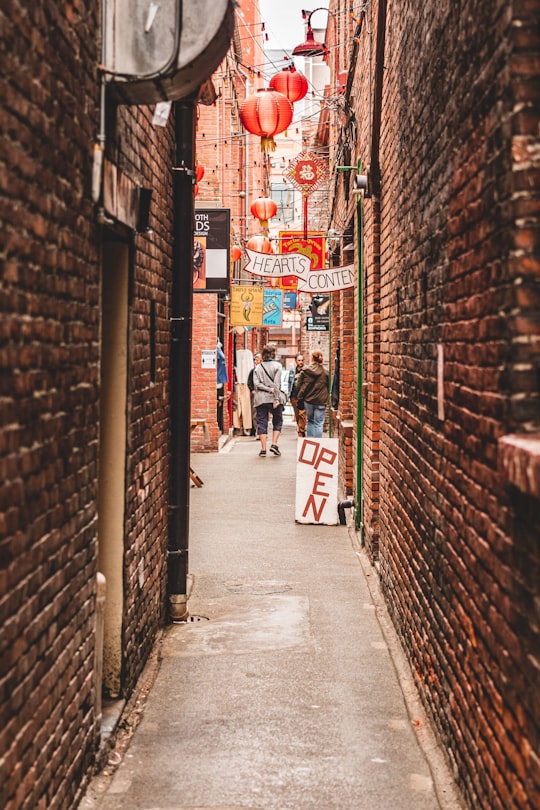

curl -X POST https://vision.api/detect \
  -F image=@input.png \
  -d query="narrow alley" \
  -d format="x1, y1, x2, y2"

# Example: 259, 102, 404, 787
81, 418, 461, 810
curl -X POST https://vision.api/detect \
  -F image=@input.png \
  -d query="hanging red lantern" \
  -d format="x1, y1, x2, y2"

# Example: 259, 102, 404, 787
250, 197, 277, 229
269, 67, 308, 103
246, 235, 273, 254
230, 245, 243, 263
239, 88, 293, 153
193, 163, 204, 197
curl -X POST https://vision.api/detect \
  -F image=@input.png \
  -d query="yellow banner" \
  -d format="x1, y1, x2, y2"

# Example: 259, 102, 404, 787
230, 285, 264, 327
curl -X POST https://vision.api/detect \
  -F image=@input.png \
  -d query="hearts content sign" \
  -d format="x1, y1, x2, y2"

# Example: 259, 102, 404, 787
245, 249, 355, 294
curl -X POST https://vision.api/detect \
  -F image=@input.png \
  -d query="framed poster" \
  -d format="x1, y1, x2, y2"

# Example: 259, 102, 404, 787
193, 208, 230, 292
263, 288, 283, 327
230, 285, 264, 327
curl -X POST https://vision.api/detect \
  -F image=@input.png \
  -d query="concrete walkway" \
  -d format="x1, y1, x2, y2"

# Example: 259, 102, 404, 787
81, 419, 462, 810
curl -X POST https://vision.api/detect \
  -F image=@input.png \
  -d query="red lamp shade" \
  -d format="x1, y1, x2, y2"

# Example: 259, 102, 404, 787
250, 197, 277, 229
230, 245, 243, 263
269, 67, 308, 103
239, 88, 293, 153
292, 26, 328, 58
246, 235, 273, 254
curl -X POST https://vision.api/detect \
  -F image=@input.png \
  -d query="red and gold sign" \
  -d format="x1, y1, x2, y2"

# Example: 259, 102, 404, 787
279, 231, 326, 289
286, 152, 327, 195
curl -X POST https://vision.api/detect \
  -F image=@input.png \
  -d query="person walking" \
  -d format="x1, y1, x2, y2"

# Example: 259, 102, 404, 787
296, 350, 329, 438
252, 344, 284, 457
247, 352, 261, 437
289, 353, 306, 437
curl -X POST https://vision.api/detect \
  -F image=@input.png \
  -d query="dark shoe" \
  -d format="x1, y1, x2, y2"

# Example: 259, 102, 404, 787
259, 450, 266, 457
269, 444, 281, 456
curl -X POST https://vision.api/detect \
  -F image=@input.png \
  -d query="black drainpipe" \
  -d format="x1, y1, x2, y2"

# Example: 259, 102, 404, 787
168, 97, 196, 622
370, 0, 387, 196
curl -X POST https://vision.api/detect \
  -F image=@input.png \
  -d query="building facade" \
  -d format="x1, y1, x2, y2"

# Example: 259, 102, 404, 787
1, 1, 234, 806
324, 1, 540, 807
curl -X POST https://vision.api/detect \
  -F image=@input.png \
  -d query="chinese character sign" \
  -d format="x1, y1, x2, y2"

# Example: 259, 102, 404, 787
295, 438, 339, 525
286, 152, 327, 195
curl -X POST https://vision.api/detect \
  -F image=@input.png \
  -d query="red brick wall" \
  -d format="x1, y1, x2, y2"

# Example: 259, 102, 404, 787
1, 2, 175, 806
191, 294, 224, 451
1, 4, 101, 807
327, 0, 539, 805
121, 106, 174, 695
374, 0, 540, 807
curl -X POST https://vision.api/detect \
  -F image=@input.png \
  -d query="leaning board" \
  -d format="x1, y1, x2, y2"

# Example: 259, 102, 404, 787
295, 438, 339, 525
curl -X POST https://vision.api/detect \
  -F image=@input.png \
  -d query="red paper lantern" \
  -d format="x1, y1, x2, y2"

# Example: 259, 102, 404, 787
193, 163, 204, 197
269, 67, 308, 103
230, 245, 243, 263
246, 235, 273, 254
239, 88, 293, 153
250, 197, 277, 229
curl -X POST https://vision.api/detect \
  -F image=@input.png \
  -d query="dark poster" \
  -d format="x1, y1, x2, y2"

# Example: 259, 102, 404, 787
193, 208, 230, 293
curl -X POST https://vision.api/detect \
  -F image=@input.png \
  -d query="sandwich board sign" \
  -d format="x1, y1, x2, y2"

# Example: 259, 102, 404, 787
295, 438, 339, 525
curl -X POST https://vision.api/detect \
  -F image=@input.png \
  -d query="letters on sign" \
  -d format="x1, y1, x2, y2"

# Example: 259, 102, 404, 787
245, 249, 355, 293
295, 438, 339, 525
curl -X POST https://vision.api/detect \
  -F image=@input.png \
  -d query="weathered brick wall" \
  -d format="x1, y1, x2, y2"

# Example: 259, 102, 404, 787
119, 103, 174, 694
1, 2, 175, 806
373, 0, 540, 807
1, 3, 101, 807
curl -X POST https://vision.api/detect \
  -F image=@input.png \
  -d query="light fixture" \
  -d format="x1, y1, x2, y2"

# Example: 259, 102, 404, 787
292, 8, 330, 58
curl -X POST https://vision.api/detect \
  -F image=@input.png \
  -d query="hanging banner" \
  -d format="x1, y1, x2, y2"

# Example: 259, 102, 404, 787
229, 285, 264, 326
245, 249, 355, 293
295, 438, 339, 525
193, 208, 230, 292
263, 288, 283, 327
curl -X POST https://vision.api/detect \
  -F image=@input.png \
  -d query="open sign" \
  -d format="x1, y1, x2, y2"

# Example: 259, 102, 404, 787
295, 438, 339, 525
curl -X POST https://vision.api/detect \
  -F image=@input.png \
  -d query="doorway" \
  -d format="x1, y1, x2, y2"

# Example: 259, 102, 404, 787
97, 238, 129, 699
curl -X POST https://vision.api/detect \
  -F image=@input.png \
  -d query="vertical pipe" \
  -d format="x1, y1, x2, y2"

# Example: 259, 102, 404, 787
168, 97, 196, 622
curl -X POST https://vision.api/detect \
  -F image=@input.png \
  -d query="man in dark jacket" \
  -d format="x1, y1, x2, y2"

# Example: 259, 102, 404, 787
296, 350, 329, 438
288, 353, 306, 437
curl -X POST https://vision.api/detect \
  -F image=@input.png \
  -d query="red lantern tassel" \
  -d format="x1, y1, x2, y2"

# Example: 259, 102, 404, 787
261, 136, 276, 153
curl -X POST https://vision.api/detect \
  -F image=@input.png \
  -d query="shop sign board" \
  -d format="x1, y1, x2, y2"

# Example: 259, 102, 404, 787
263, 288, 283, 327
230, 285, 264, 326
193, 208, 230, 292
245, 249, 355, 293
295, 438, 339, 525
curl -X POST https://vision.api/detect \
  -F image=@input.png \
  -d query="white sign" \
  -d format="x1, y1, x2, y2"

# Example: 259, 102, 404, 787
245, 249, 355, 293
201, 350, 216, 369
295, 438, 339, 525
